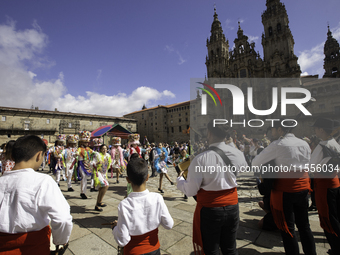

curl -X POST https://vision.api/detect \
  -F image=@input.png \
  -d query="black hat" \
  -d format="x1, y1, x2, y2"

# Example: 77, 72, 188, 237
310, 118, 334, 130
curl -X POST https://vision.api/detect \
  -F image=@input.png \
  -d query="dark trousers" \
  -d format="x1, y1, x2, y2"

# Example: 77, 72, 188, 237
281, 190, 316, 255
325, 187, 340, 254
200, 204, 239, 255
150, 162, 157, 177
142, 248, 160, 255
310, 178, 316, 206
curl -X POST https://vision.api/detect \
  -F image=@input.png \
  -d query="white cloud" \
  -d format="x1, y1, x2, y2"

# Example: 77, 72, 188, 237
54, 87, 176, 116
298, 42, 324, 74
298, 22, 340, 76
224, 19, 235, 31
0, 21, 176, 117
164, 44, 187, 65
164, 45, 174, 53
177, 52, 186, 65
301, 71, 309, 76
247, 35, 259, 43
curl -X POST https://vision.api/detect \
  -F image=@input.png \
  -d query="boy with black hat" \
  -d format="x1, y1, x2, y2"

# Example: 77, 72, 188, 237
310, 117, 340, 255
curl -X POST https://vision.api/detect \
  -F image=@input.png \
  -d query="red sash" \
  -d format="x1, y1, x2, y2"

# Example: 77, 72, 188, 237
314, 174, 340, 236
0, 226, 51, 255
270, 172, 310, 238
124, 228, 160, 255
193, 188, 238, 255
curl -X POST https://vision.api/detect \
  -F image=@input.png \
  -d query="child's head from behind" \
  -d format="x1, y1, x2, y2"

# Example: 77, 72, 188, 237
127, 158, 148, 187
130, 153, 139, 160
12, 135, 47, 164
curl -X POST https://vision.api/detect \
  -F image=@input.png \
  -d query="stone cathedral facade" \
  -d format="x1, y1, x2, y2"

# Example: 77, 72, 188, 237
205, 0, 301, 79
191, 0, 340, 140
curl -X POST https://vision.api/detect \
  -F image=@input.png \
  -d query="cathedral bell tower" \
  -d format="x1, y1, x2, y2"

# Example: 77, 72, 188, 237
261, 0, 301, 77
205, 7, 229, 78
229, 22, 263, 78
323, 25, 340, 78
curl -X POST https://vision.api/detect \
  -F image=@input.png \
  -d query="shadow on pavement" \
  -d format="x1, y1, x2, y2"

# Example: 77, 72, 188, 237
237, 247, 285, 254
74, 215, 118, 229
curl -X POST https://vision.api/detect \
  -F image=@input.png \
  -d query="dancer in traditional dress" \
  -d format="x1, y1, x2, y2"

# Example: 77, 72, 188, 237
310, 118, 340, 254
53, 135, 66, 187
93, 144, 112, 212
155, 142, 174, 193
90, 138, 103, 192
0, 140, 15, 176
77, 131, 93, 199
128, 134, 142, 160
112, 158, 173, 254
63, 135, 79, 192
110, 137, 125, 184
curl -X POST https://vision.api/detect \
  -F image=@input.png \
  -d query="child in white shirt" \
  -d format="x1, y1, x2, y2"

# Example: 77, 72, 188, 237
112, 158, 174, 255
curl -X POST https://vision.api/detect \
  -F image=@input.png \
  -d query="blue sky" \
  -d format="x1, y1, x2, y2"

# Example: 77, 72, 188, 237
0, 0, 339, 116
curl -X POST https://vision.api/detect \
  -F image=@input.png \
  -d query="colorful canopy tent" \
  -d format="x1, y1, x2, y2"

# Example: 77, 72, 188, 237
91, 124, 132, 139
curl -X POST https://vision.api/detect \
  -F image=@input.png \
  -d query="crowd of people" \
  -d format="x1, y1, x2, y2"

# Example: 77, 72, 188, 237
1, 116, 340, 255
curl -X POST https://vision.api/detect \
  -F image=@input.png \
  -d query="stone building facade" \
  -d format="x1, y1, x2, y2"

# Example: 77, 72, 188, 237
206, 0, 301, 79
124, 101, 192, 144
0, 107, 136, 145
323, 26, 340, 78
124, 0, 340, 143
195, 0, 340, 140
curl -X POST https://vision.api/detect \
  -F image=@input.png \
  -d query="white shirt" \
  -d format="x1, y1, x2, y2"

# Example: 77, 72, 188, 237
252, 133, 310, 170
177, 142, 248, 197
310, 138, 340, 166
0, 168, 73, 245
113, 189, 173, 247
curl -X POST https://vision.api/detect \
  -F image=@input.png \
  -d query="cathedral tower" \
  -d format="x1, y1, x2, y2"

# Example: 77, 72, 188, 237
323, 25, 340, 78
205, 8, 229, 78
261, 0, 301, 77
229, 22, 264, 78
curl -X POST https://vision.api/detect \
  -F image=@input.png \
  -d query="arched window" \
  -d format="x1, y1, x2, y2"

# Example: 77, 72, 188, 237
277, 23, 281, 32
268, 26, 273, 36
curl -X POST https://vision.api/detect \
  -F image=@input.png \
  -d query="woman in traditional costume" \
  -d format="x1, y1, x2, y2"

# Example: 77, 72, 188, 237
77, 131, 94, 199
110, 137, 125, 184
93, 144, 112, 212
128, 134, 142, 160
0, 140, 15, 175
90, 138, 103, 192
62, 135, 79, 192
53, 135, 66, 187
155, 142, 174, 193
